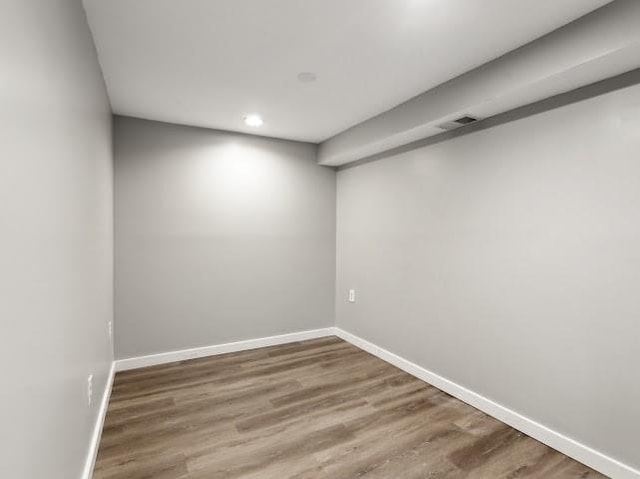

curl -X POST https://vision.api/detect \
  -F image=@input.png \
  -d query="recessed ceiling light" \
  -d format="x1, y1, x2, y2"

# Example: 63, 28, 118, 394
244, 114, 263, 127
297, 72, 317, 83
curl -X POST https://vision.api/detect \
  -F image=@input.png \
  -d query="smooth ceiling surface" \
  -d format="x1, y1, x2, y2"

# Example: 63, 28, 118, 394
84, 0, 612, 142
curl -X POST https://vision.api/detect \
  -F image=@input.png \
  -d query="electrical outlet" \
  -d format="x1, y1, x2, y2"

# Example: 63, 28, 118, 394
108, 321, 113, 342
348, 289, 356, 303
87, 374, 93, 406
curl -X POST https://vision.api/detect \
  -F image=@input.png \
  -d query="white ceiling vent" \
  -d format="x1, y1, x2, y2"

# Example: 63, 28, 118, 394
437, 115, 480, 131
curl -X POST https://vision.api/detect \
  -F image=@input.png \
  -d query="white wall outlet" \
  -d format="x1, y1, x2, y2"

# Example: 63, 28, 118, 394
108, 321, 113, 342
87, 374, 93, 406
348, 289, 356, 303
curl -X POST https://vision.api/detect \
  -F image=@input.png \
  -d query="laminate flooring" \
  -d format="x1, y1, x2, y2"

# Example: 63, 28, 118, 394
94, 336, 606, 478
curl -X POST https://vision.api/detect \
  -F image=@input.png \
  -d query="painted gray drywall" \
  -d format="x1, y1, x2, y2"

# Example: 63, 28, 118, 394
114, 116, 336, 359
336, 83, 640, 469
0, 1, 113, 478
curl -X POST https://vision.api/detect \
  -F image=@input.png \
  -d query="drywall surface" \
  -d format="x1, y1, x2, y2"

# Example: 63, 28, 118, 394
336, 83, 640, 469
0, 1, 114, 478
114, 117, 336, 359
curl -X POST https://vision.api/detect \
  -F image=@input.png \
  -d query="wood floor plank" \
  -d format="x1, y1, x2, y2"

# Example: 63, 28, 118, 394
94, 337, 607, 478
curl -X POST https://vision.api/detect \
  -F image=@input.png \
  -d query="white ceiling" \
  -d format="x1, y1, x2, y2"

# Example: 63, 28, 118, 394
83, 0, 612, 143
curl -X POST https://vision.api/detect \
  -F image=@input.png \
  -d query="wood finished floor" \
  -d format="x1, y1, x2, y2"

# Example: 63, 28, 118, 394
95, 337, 606, 479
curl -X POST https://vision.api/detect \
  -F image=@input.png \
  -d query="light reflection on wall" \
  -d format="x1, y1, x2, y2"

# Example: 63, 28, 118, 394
209, 142, 268, 197
193, 140, 290, 231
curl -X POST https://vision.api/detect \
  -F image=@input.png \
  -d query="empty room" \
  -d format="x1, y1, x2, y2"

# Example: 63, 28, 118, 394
3, 0, 640, 478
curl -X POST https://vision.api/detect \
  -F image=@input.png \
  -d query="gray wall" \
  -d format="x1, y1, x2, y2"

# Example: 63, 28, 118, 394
336, 83, 640, 469
0, 1, 113, 478
114, 116, 336, 359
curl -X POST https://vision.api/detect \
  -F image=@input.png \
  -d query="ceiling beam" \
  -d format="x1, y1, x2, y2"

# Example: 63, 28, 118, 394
318, 0, 640, 166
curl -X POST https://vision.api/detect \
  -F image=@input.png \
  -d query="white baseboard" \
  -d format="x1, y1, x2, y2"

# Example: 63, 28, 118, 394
81, 361, 115, 479
334, 327, 639, 479
115, 328, 335, 372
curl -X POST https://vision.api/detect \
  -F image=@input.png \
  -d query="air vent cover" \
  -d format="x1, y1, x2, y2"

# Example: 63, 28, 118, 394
437, 115, 480, 131
454, 116, 478, 125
